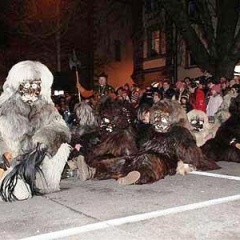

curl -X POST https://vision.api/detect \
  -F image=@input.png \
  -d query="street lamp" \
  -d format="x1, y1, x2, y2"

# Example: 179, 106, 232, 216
234, 65, 240, 76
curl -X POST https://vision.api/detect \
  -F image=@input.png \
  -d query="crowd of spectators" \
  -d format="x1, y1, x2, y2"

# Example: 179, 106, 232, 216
52, 74, 240, 126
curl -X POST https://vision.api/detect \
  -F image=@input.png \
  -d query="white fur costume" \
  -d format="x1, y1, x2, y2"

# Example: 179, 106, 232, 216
0, 61, 71, 201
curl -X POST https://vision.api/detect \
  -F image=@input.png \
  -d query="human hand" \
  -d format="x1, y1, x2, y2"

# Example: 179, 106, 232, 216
0, 152, 12, 170
235, 143, 240, 150
74, 144, 82, 152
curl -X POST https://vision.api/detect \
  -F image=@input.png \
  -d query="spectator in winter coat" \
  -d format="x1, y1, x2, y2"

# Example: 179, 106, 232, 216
206, 84, 223, 123
159, 80, 176, 100
189, 82, 207, 112
175, 81, 189, 103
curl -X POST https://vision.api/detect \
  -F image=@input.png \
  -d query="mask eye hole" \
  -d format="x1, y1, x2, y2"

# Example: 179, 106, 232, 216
161, 117, 167, 123
191, 120, 197, 124
32, 83, 38, 89
103, 118, 110, 123
24, 83, 30, 88
199, 120, 204, 125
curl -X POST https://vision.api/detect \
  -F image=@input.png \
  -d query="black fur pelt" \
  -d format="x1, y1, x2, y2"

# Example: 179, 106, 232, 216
90, 125, 220, 184
0, 144, 47, 202
169, 126, 220, 170
201, 94, 240, 162
135, 103, 155, 148
87, 128, 138, 165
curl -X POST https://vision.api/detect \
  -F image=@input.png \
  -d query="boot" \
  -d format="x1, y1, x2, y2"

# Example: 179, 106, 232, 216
75, 155, 96, 181
117, 171, 140, 185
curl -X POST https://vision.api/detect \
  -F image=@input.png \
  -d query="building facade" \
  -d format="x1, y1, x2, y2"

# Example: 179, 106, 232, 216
93, 0, 134, 88
93, 0, 204, 88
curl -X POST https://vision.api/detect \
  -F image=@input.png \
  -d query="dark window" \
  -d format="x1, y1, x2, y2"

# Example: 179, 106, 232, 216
188, 0, 197, 16
186, 50, 197, 68
189, 53, 197, 66
187, 0, 199, 21
145, 0, 159, 13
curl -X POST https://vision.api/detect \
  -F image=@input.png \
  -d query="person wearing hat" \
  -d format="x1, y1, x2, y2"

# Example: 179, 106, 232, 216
94, 73, 115, 100
206, 84, 223, 123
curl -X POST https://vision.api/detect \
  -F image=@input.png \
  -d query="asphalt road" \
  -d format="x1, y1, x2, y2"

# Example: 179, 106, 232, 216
1, 161, 240, 240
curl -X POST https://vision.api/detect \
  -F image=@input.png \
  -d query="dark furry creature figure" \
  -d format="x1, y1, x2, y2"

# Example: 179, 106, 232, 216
150, 101, 219, 171
87, 97, 138, 162
202, 93, 240, 162
0, 61, 71, 201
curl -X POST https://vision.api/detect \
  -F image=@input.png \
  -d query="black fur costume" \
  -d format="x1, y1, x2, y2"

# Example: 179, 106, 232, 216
87, 97, 138, 163
202, 94, 240, 162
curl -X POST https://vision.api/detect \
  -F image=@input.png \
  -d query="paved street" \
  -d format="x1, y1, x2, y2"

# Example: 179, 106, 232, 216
1, 161, 240, 240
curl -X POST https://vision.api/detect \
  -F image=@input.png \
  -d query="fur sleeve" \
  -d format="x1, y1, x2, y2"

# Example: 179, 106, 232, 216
32, 110, 71, 155
0, 134, 11, 157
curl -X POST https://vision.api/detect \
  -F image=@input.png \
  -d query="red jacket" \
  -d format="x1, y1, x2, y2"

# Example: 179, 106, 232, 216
190, 88, 206, 112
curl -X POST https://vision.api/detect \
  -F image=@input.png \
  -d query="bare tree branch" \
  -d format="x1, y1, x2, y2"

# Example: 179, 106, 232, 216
161, 0, 212, 73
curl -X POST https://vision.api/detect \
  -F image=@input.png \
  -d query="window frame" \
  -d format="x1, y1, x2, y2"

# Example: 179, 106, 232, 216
146, 27, 166, 59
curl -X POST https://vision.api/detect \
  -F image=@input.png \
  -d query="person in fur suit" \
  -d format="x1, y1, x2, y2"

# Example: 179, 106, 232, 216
0, 60, 71, 201
67, 100, 100, 178
71, 99, 219, 185
201, 93, 240, 162
86, 96, 138, 162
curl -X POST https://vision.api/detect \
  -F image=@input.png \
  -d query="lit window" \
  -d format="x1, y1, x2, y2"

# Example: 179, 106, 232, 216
151, 30, 160, 56
147, 29, 166, 58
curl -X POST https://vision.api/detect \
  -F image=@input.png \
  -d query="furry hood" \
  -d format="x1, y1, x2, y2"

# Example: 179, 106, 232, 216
0, 60, 53, 105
